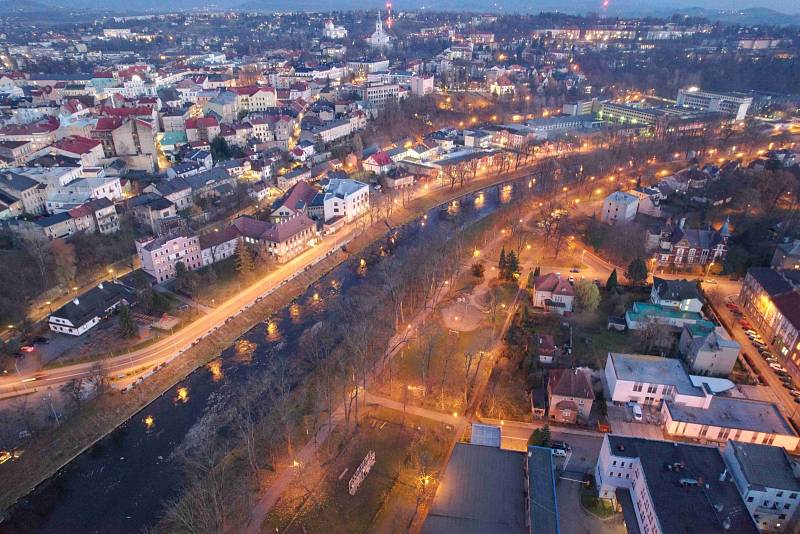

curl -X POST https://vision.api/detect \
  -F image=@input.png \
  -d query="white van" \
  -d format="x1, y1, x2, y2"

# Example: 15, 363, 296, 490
632, 403, 643, 422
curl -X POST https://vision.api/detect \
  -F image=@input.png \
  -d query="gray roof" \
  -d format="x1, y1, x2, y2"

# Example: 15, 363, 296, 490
746, 267, 793, 296
50, 282, 135, 328
527, 446, 560, 534
653, 277, 701, 302
422, 443, 526, 534
606, 436, 758, 534
0, 171, 39, 192
608, 353, 704, 397
35, 212, 72, 227
727, 440, 800, 492
666, 397, 797, 436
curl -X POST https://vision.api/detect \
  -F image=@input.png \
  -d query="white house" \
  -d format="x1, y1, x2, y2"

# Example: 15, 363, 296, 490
531, 272, 575, 314
600, 191, 639, 225
312, 178, 369, 223
48, 282, 135, 336
136, 229, 203, 283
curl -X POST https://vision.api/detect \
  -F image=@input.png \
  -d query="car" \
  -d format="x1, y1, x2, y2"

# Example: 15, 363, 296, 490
744, 329, 757, 336
632, 403, 643, 422
782, 382, 796, 390
789, 389, 800, 398
20, 345, 35, 353
570, 268, 580, 273
751, 340, 766, 349
551, 448, 568, 458
551, 440, 571, 452
770, 363, 788, 373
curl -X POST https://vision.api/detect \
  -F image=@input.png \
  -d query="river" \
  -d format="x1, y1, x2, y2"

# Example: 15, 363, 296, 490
1, 176, 535, 533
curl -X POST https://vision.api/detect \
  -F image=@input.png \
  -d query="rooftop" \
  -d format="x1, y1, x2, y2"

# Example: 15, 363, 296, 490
727, 440, 800, 492
653, 277, 702, 302
422, 443, 526, 534
666, 397, 797, 436
606, 435, 758, 534
527, 446, 560, 534
608, 352, 704, 397
746, 267, 793, 296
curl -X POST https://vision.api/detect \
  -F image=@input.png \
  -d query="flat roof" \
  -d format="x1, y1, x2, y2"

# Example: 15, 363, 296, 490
727, 440, 800, 492
422, 443, 526, 534
609, 353, 705, 397
527, 446, 560, 534
607, 436, 759, 534
666, 397, 797, 436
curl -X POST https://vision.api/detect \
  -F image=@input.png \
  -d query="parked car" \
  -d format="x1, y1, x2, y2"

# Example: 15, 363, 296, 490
551, 448, 568, 458
632, 403, 643, 422
569, 268, 580, 273
789, 389, 800, 398
551, 440, 571, 452
770, 363, 788, 373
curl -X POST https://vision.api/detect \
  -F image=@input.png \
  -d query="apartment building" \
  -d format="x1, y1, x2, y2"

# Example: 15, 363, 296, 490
136, 229, 202, 283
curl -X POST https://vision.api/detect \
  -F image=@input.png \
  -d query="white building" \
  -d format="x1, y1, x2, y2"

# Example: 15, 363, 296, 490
600, 191, 639, 225
410, 74, 435, 96
136, 230, 202, 283
48, 282, 134, 336
322, 19, 348, 39
595, 435, 760, 534
676, 88, 753, 121
367, 12, 393, 49
723, 440, 800, 532
311, 178, 369, 223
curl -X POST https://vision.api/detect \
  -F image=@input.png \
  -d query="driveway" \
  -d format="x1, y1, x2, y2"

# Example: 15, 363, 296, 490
607, 404, 665, 440
556, 478, 626, 534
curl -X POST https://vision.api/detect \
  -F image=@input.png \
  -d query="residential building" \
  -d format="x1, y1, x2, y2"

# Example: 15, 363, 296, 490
131, 194, 177, 233
595, 435, 759, 534
270, 181, 317, 222
48, 282, 136, 336
738, 267, 800, 368
600, 191, 639, 225
136, 229, 202, 283
231, 214, 317, 262
547, 368, 594, 424
362, 151, 394, 175
531, 272, 574, 314
652, 217, 730, 268
312, 178, 369, 223
144, 178, 193, 211
679, 323, 741, 377
0, 171, 48, 215
185, 116, 220, 144
676, 88, 753, 121
359, 83, 400, 107
650, 277, 703, 312
199, 226, 240, 267
410, 74, 434, 96
772, 240, 800, 270
604, 352, 711, 408
723, 440, 800, 532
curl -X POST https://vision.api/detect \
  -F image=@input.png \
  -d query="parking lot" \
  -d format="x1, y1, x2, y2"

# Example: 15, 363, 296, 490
606, 403, 666, 440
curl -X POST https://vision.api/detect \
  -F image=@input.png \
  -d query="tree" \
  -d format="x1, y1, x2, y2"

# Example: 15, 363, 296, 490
174, 261, 198, 294
527, 425, 551, 447
525, 271, 535, 289
118, 305, 137, 338
48, 239, 76, 289
235, 241, 255, 277
470, 262, 485, 278
533, 266, 541, 278
574, 279, 601, 313
625, 258, 648, 286
210, 136, 232, 162
498, 247, 507, 274
606, 269, 618, 293
504, 251, 520, 280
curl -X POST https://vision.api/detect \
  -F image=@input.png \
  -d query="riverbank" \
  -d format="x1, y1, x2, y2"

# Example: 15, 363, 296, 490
0, 166, 538, 520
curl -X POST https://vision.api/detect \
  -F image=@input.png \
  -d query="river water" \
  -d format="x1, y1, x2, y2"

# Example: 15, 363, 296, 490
1, 177, 534, 533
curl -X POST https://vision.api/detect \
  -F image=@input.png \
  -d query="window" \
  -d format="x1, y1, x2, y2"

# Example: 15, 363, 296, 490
699, 425, 709, 437
633, 382, 644, 392
777, 492, 784, 498
647, 384, 658, 394
789, 493, 797, 499
747, 497, 754, 503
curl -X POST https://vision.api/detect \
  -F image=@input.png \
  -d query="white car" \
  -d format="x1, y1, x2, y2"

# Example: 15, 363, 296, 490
551, 448, 568, 458
632, 403, 643, 422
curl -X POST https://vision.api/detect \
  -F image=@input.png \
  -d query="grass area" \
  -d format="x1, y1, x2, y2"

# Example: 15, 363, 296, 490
580, 490, 616, 519
570, 287, 651, 369
261, 406, 453, 534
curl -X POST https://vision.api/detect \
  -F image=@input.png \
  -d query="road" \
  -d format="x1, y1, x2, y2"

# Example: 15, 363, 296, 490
703, 283, 800, 421
0, 228, 356, 400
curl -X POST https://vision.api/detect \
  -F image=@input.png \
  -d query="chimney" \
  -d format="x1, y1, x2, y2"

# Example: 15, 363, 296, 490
98, 282, 104, 289
73, 298, 80, 306
719, 469, 727, 482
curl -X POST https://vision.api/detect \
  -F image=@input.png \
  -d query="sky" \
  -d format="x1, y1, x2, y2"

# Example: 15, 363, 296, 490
52, 0, 800, 15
